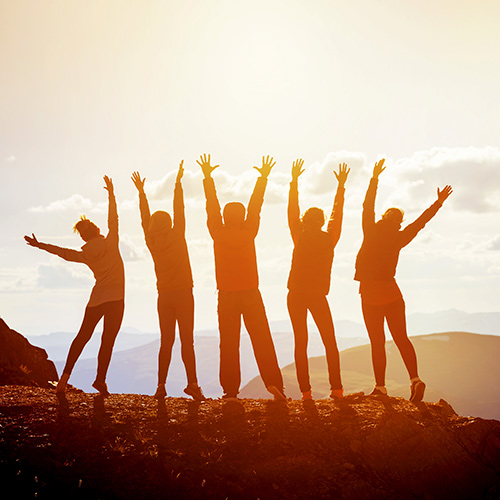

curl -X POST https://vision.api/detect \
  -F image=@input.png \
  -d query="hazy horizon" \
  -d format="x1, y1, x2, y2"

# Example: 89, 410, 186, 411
2, 1, 499, 335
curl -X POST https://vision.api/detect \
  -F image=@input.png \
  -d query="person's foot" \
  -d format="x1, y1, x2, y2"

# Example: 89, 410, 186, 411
369, 386, 388, 396
154, 385, 167, 400
221, 393, 238, 402
267, 385, 288, 402
92, 380, 110, 397
301, 390, 313, 401
56, 373, 70, 394
329, 388, 344, 399
409, 379, 426, 403
184, 383, 205, 401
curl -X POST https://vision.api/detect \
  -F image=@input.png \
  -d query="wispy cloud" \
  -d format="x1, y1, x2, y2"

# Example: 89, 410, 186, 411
4, 155, 16, 163
29, 194, 96, 214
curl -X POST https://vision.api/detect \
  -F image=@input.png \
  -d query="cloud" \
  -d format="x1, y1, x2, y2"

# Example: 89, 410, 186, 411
487, 235, 500, 251
30, 194, 96, 214
4, 155, 16, 163
390, 147, 500, 213
37, 263, 93, 289
119, 234, 147, 261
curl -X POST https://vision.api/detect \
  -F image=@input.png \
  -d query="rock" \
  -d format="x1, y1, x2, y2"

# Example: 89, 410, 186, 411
0, 318, 59, 387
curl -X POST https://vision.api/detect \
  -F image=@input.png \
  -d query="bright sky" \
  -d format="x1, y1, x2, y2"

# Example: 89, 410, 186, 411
1, 0, 499, 336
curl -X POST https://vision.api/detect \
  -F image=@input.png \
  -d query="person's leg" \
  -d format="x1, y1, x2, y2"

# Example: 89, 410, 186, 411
309, 295, 342, 392
385, 298, 418, 379
242, 289, 284, 396
287, 291, 311, 394
218, 292, 242, 397
95, 300, 125, 384
361, 300, 387, 388
176, 289, 198, 386
157, 294, 177, 387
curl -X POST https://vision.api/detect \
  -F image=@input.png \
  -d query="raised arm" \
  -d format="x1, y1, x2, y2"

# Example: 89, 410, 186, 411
400, 185, 453, 247
327, 162, 350, 247
103, 175, 118, 241
362, 159, 385, 233
247, 155, 275, 221
197, 154, 223, 236
24, 233, 85, 263
173, 160, 186, 234
131, 171, 151, 238
288, 159, 304, 245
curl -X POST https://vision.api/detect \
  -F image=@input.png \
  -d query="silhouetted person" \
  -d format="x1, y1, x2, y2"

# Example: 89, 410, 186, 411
355, 159, 453, 402
24, 176, 125, 396
198, 153, 286, 401
287, 159, 349, 401
131, 162, 204, 401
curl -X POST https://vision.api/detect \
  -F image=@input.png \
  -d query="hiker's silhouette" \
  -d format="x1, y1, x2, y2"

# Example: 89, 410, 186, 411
354, 159, 453, 402
131, 162, 204, 401
287, 159, 349, 401
198, 153, 286, 401
24, 176, 125, 396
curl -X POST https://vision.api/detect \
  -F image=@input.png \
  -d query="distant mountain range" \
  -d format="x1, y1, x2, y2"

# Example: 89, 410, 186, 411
240, 332, 500, 421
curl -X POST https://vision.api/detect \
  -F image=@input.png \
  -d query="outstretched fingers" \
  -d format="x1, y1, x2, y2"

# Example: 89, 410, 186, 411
437, 185, 453, 203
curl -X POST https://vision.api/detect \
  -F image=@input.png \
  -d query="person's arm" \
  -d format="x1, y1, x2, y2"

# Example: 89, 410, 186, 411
104, 175, 119, 241
288, 159, 304, 246
327, 163, 350, 247
247, 155, 275, 224
131, 171, 151, 238
24, 233, 86, 263
400, 185, 453, 247
197, 154, 223, 237
362, 159, 385, 234
173, 161, 186, 234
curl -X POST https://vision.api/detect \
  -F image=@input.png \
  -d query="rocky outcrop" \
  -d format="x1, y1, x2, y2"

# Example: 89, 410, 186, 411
0, 318, 58, 387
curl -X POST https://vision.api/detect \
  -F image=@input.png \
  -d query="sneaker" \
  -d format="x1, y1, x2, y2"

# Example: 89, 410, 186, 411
301, 390, 313, 401
154, 385, 167, 400
369, 387, 387, 396
184, 383, 206, 401
221, 393, 238, 401
409, 380, 426, 403
267, 385, 288, 402
329, 388, 344, 399
92, 380, 110, 397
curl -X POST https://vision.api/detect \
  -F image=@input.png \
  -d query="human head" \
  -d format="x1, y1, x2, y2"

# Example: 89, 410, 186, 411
149, 211, 172, 233
223, 202, 246, 226
301, 207, 325, 230
73, 216, 100, 242
380, 207, 404, 229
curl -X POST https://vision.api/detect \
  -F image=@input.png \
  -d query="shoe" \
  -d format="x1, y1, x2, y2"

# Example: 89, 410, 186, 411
92, 380, 110, 397
409, 380, 426, 403
184, 383, 205, 401
221, 393, 238, 401
329, 388, 344, 399
369, 387, 387, 396
154, 385, 167, 400
267, 385, 288, 402
301, 390, 313, 401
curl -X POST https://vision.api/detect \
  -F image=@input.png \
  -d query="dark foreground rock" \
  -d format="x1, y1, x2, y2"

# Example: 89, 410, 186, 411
0, 386, 499, 499
0, 319, 58, 387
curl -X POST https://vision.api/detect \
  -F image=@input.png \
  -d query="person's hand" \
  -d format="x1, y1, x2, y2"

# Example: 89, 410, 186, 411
196, 154, 219, 178
103, 175, 114, 195
24, 233, 41, 248
373, 159, 386, 178
437, 185, 453, 204
334, 162, 350, 186
291, 159, 305, 180
254, 155, 276, 178
176, 160, 184, 183
131, 171, 146, 193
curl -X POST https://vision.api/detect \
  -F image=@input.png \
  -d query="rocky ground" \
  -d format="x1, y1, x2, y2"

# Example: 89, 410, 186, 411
0, 385, 499, 499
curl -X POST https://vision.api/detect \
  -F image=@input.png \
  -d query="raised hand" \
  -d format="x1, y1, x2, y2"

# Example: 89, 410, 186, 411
24, 233, 41, 248
373, 159, 386, 178
196, 154, 219, 179
334, 162, 350, 185
131, 171, 146, 193
103, 175, 114, 195
254, 155, 276, 179
291, 159, 305, 180
437, 185, 453, 204
176, 160, 184, 183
